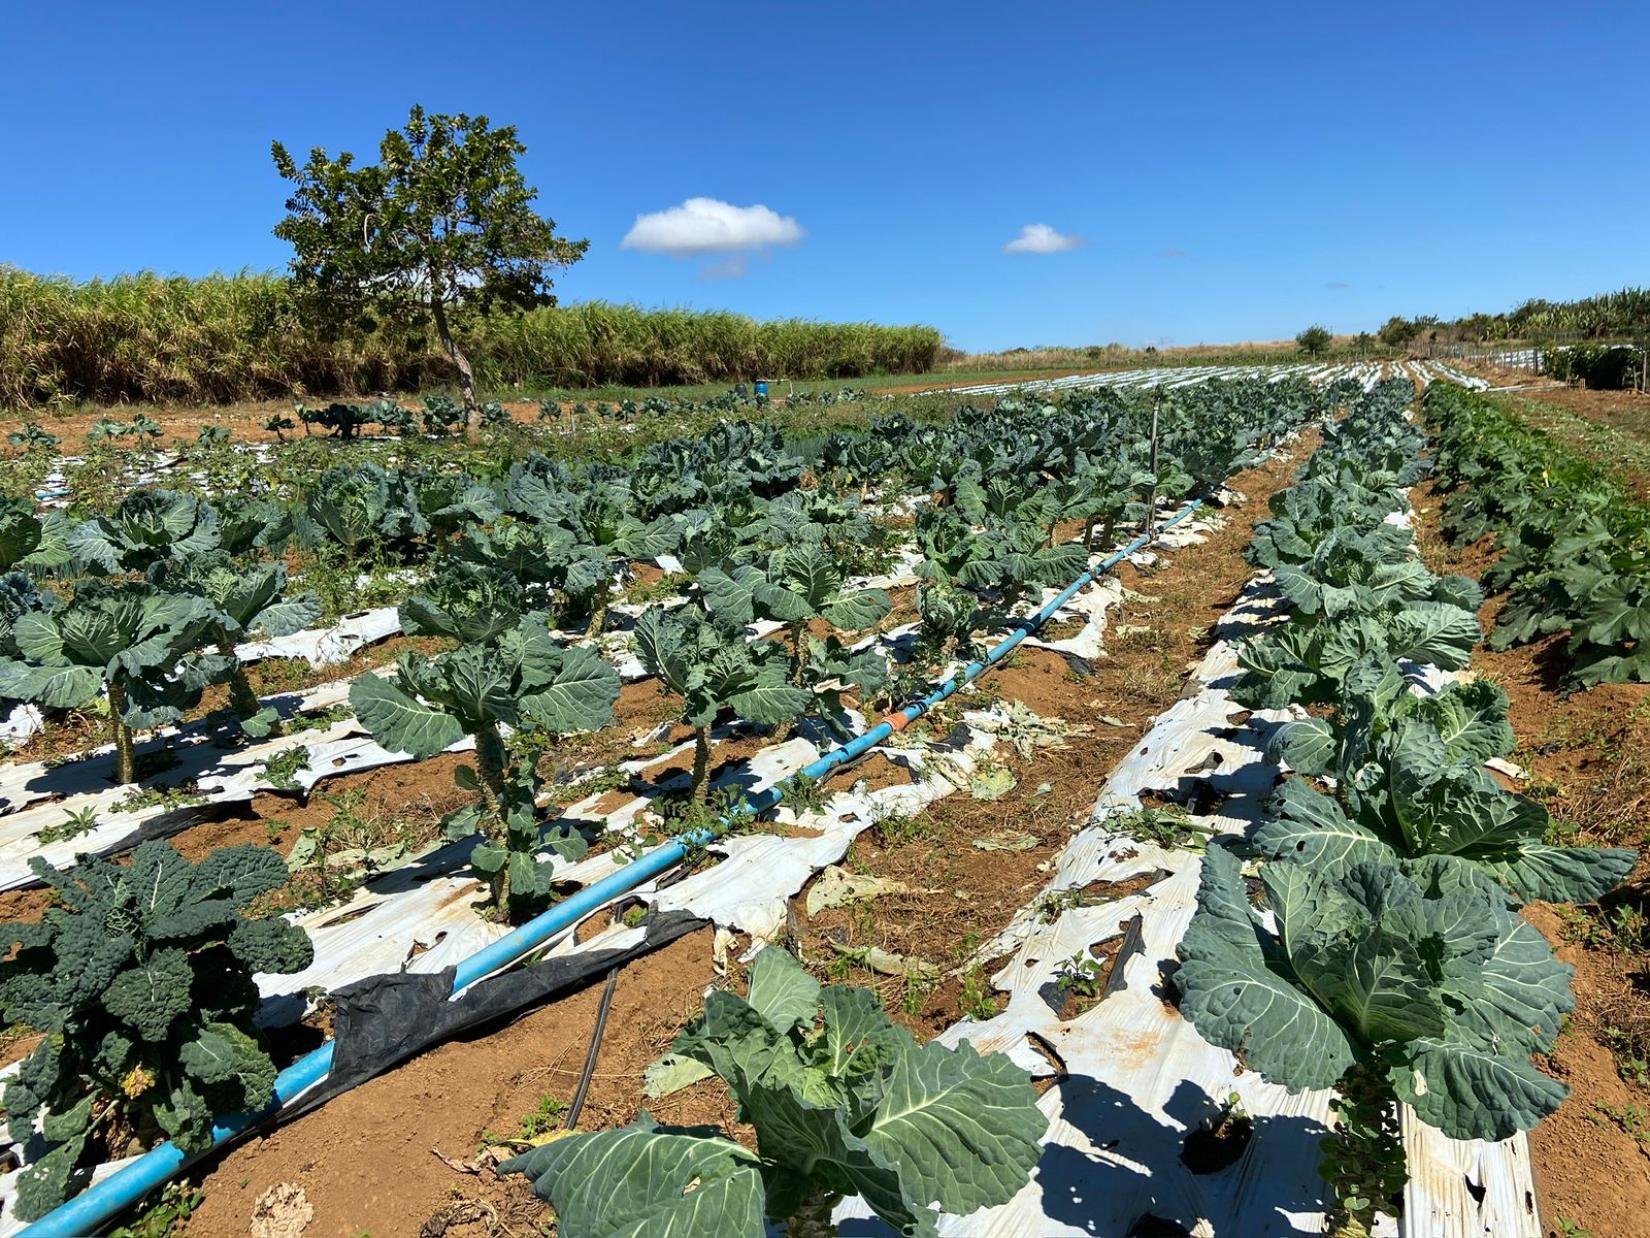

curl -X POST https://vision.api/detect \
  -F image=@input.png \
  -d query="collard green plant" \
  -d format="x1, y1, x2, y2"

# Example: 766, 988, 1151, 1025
155, 552, 322, 737
501, 948, 1046, 1237
349, 576, 619, 920
634, 602, 810, 806
0, 841, 313, 1220
0, 582, 217, 783
1260, 662, 1633, 905
1176, 845, 1570, 1234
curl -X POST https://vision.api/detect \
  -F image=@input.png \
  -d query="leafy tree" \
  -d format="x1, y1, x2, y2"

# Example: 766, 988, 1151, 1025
1296, 325, 1333, 358
272, 105, 587, 440
1377, 316, 1419, 350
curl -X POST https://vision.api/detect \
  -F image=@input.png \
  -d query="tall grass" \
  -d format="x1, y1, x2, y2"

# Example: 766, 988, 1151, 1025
0, 267, 943, 409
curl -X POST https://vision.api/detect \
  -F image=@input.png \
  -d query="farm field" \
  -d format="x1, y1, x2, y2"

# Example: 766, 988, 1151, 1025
1, 356, 1642, 1238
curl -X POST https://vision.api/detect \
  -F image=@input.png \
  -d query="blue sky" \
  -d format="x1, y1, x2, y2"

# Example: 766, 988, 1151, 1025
2, 2, 1645, 351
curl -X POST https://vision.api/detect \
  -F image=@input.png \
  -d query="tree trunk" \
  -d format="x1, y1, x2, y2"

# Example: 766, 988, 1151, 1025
691, 727, 712, 808
107, 677, 136, 786
430, 296, 480, 442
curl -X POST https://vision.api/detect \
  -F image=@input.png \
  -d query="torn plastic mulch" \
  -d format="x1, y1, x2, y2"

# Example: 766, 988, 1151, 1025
322, 908, 707, 1097
836, 567, 1542, 1236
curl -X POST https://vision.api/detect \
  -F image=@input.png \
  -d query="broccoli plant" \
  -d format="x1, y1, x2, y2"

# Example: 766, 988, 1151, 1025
348, 565, 620, 920
154, 552, 322, 737
0, 582, 218, 783
634, 602, 810, 807
410, 470, 503, 557
502, 947, 1046, 1237
0, 841, 313, 1220
1176, 846, 1572, 1235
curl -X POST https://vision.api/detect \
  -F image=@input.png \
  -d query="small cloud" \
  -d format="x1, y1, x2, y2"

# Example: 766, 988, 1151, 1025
622, 197, 804, 257
1158, 247, 1188, 259
1004, 224, 1082, 255
1326, 280, 1351, 290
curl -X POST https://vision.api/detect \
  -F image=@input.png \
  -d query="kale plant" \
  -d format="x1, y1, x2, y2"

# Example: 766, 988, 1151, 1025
0, 841, 313, 1220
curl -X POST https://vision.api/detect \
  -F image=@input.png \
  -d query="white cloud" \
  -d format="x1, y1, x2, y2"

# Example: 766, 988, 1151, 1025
1003, 223, 1082, 255
621, 197, 805, 257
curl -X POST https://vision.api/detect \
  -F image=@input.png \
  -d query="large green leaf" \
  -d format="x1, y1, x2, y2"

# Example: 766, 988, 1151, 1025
1390, 1035, 1567, 1142
179, 1021, 278, 1107
821, 587, 891, 633
1176, 849, 1357, 1091
349, 672, 465, 758
520, 644, 621, 735
502, 1115, 765, 1238
745, 947, 821, 1034
860, 1038, 1047, 1218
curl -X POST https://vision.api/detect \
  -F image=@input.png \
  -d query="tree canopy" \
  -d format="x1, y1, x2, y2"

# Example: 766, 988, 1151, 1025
272, 105, 586, 437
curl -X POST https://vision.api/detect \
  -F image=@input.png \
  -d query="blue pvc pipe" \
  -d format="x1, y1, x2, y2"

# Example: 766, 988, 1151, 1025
21, 498, 1203, 1237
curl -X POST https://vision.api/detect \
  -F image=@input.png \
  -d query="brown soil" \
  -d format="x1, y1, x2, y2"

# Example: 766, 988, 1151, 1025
793, 433, 1316, 1036
1411, 480, 1650, 1238
181, 930, 727, 1238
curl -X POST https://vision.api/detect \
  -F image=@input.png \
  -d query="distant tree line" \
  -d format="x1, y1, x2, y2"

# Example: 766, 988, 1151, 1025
1376, 287, 1650, 349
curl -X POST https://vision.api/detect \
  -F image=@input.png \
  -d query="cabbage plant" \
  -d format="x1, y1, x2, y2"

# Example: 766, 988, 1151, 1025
502, 948, 1046, 1237
1177, 846, 1571, 1235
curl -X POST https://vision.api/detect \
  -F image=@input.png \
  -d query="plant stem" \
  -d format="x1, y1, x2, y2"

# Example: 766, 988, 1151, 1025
691, 727, 711, 808
107, 676, 136, 785
474, 723, 514, 914
783, 1188, 843, 1238
1321, 1057, 1407, 1238
791, 621, 807, 684
221, 639, 264, 726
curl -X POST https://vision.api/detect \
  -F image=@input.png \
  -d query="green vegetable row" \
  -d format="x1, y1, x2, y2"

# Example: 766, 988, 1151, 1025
1426, 382, 1650, 687
1174, 383, 1632, 1235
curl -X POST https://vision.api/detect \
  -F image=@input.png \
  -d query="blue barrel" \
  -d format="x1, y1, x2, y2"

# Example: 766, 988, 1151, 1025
753, 379, 769, 398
